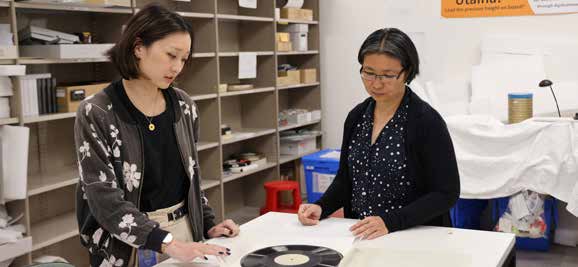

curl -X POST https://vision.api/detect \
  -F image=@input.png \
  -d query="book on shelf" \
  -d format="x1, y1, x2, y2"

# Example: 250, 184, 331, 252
16, 73, 58, 117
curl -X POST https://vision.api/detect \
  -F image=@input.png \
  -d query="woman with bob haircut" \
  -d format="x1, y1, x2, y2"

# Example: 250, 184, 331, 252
74, 4, 238, 266
298, 28, 460, 241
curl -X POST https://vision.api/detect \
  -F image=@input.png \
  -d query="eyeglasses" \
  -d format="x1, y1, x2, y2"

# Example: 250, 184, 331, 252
360, 69, 404, 82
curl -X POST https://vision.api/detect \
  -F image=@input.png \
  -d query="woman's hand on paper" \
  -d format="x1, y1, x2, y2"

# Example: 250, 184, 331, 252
349, 216, 389, 240
297, 204, 322, 226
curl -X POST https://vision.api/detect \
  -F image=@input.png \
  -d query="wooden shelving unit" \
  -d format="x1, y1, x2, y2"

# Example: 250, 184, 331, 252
0, 117, 19, 125
1, 0, 321, 265
30, 212, 78, 251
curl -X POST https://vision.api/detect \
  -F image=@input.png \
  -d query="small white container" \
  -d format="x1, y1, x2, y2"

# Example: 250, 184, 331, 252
0, 46, 18, 59
310, 110, 321, 121
280, 135, 316, 155
290, 32, 308, 51
286, 24, 309, 33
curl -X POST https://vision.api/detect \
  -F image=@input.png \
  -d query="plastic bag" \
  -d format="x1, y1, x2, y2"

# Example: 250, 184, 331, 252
494, 191, 548, 238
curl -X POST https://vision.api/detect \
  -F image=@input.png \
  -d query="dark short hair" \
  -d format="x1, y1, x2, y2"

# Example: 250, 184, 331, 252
357, 28, 420, 84
107, 3, 194, 80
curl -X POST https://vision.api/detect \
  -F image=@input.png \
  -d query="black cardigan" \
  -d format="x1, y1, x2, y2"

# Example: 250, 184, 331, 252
315, 88, 460, 232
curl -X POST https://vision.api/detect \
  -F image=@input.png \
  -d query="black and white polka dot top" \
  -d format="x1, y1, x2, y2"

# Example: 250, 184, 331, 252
348, 91, 416, 219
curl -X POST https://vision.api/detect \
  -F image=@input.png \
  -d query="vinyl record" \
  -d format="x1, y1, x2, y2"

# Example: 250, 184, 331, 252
241, 245, 342, 267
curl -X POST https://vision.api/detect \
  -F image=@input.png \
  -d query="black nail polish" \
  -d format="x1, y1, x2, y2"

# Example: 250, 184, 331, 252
226, 248, 231, 251
226, 252, 231, 255
204, 256, 208, 260
219, 252, 224, 255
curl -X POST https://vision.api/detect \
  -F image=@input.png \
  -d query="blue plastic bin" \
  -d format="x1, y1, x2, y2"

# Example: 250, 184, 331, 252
493, 196, 558, 251
302, 149, 341, 203
450, 198, 489, 230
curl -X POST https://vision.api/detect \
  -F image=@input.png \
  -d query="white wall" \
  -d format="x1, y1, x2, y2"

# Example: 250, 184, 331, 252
320, 0, 578, 149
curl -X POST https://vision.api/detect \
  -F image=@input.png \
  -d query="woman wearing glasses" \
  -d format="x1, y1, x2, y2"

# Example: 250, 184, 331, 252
297, 28, 460, 240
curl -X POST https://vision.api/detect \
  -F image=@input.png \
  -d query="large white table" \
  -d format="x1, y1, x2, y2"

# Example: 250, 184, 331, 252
157, 212, 516, 267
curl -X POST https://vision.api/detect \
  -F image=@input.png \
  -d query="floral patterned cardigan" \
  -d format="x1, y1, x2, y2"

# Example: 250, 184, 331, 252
74, 81, 216, 267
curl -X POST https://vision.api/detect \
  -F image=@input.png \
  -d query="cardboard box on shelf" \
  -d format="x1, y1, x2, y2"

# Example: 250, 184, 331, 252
300, 9, 314, 21
300, 68, 317, 84
276, 41, 292, 52
281, 8, 314, 21
281, 8, 301, 20
277, 76, 291, 87
278, 70, 300, 86
56, 82, 108, 112
276, 32, 290, 42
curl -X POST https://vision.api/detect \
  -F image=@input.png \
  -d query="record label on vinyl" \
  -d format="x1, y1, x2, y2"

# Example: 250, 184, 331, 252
241, 245, 342, 267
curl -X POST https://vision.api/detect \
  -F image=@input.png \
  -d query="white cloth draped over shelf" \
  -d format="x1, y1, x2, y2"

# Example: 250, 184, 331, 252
447, 115, 578, 216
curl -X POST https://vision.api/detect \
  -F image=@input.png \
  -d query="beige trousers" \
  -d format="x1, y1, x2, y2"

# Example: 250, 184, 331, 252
128, 201, 193, 267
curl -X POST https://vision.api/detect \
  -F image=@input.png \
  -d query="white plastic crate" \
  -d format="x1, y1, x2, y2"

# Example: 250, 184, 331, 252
280, 135, 316, 155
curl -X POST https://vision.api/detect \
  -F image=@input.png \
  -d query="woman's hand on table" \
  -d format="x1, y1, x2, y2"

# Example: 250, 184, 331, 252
208, 219, 240, 238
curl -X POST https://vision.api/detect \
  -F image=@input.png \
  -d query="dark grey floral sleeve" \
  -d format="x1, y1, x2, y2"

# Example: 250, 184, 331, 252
75, 99, 158, 249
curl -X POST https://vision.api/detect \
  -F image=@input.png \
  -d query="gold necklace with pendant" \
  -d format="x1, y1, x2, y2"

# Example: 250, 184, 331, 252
144, 90, 160, 131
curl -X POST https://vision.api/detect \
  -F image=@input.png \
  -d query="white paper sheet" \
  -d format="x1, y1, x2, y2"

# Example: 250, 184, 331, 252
339, 247, 473, 267
238, 0, 257, 9
238, 52, 257, 80
0, 126, 29, 201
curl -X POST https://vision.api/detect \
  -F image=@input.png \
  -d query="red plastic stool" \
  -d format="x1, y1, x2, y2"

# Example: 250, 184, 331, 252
260, 180, 302, 215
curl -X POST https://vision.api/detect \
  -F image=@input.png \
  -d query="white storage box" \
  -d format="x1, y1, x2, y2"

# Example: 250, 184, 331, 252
0, 65, 26, 76
0, 46, 17, 59
0, 97, 10, 118
0, 77, 13, 96
19, 44, 114, 59
19, 25, 79, 44
286, 24, 309, 33
290, 32, 308, 51
0, 236, 32, 262
82, 0, 131, 7
287, 112, 310, 125
311, 110, 321, 121
280, 135, 316, 155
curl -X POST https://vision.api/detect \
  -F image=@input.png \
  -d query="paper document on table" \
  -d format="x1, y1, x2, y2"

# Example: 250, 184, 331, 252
238, 0, 257, 9
339, 247, 473, 267
242, 212, 357, 239
238, 52, 257, 79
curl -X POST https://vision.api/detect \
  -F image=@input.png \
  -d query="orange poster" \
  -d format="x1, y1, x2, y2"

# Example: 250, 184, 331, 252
442, 0, 578, 18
